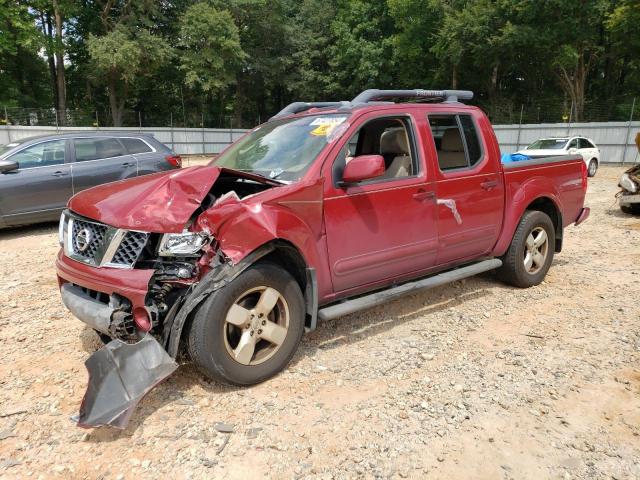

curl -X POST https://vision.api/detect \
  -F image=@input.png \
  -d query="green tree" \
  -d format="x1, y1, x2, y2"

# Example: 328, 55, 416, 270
179, 3, 245, 94
86, 1, 173, 126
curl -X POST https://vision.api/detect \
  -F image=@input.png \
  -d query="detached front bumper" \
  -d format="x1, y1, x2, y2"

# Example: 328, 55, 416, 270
56, 250, 154, 332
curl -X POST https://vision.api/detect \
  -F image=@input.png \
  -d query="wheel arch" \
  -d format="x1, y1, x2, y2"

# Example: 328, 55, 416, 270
493, 181, 564, 257
165, 239, 318, 358
525, 196, 563, 252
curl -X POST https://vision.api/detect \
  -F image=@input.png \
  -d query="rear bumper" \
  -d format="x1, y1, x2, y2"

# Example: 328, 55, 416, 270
56, 250, 154, 331
574, 207, 590, 226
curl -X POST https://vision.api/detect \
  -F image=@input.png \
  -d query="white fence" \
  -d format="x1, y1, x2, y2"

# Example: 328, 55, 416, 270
0, 126, 248, 155
494, 121, 640, 164
1, 121, 639, 163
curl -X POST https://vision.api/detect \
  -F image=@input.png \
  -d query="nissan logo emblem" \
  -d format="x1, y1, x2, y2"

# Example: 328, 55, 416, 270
75, 228, 93, 252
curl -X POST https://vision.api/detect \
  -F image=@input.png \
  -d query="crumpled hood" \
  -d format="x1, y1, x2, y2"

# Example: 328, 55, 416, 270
68, 166, 221, 232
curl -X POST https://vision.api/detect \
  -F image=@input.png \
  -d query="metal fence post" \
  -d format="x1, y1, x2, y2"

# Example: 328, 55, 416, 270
95, 111, 99, 129
138, 111, 142, 132
622, 97, 636, 165
229, 117, 233, 145
566, 101, 573, 136
55, 110, 59, 131
515, 104, 524, 151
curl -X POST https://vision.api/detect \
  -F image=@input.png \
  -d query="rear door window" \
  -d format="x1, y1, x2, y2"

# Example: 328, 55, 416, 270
428, 114, 483, 171
120, 137, 152, 154
578, 138, 595, 149
74, 137, 126, 162
8, 140, 66, 169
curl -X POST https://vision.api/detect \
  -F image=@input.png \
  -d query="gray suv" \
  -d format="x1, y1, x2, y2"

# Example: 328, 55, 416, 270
0, 132, 181, 228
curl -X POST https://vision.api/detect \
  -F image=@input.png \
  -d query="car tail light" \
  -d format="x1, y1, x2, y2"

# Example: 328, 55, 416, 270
165, 154, 182, 168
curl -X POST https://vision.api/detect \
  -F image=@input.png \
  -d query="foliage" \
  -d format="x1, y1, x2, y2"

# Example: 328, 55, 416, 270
0, 0, 639, 126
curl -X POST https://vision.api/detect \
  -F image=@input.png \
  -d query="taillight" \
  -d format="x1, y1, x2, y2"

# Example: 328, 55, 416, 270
166, 154, 182, 168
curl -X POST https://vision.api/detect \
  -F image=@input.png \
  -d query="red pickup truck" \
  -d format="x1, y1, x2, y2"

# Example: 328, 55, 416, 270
56, 89, 589, 427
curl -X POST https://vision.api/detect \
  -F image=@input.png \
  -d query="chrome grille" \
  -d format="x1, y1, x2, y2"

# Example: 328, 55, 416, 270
62, 211, 148, 269
110, 231, 149, 267
71, 219, 108, 264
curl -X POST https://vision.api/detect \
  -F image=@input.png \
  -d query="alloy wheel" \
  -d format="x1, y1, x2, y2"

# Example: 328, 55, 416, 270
223, 286, 290, 366
523, 226, 549, 274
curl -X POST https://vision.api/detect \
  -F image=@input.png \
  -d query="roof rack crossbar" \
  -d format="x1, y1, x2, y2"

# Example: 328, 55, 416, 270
352, 89, 473, 104
271, 102, 347, 120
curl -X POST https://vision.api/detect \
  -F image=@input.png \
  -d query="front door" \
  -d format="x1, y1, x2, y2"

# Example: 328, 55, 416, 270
0, 139, 72, 226
323, 113, 438, 293
426, 113, 504, 265
70, 137, 138, 193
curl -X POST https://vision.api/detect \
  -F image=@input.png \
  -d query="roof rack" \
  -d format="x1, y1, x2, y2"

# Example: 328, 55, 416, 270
352, 89, 473, 104
271, 88, 474, 120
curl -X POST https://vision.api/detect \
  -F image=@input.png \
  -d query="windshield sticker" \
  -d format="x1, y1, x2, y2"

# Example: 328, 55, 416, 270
310, 117, 346, 126
310, 117, 347, 137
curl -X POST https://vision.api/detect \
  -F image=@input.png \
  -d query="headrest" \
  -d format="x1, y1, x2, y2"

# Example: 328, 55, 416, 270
380, 128, 409, 155
441, 128, 464, 152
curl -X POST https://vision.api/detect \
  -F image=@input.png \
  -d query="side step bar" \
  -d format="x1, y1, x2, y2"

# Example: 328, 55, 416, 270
317, 258, 502, 321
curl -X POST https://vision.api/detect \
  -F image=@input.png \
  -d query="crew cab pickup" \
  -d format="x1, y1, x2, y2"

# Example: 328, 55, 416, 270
56, 89, 590, 427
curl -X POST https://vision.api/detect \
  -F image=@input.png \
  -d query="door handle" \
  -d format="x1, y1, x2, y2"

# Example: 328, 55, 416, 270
481, 179, 498, 191
413, 190, 436, 201
122, 162, 134, 167
52, 171, 68, 177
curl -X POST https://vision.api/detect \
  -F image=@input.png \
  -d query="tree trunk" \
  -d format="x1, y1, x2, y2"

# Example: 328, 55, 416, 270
52, 1, 66, 126
108, 74, 126, 127
41, 13, 59, 116
451, 64, 458, 89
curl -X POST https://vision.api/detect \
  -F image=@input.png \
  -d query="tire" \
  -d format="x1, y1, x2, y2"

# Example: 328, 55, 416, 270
621, 204, 640, 215
587, 159, 598, 177
498, 210, 555, 288
187, 262, 305, 386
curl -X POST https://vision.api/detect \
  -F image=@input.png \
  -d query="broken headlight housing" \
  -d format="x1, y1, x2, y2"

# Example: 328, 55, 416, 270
157, 231, 210, 257
619, 173, 638, 193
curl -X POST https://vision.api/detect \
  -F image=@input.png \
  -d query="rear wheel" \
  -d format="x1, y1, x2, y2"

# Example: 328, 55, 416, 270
587, 159, 598, 177
187, 262, 305, 386
498, 210, 555, 288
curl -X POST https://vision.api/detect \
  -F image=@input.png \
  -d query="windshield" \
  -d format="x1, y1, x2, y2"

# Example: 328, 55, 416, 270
526, 139, 568, 150
213, 114, 349, 181
0, 142, 22, 156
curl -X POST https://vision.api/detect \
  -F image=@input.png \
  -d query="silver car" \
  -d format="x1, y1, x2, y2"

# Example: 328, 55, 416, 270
0, 132, 181, 228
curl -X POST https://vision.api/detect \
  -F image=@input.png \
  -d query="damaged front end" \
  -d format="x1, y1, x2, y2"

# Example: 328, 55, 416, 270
617, 163, 640, 213
58, 167, 283, 428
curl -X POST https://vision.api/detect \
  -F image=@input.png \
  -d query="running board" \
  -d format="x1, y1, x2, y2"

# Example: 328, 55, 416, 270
317, 258, 502, 321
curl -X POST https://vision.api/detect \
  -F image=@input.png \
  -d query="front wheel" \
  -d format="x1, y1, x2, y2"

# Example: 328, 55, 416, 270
498, 210, 555, 288
187, 262, 305, 386
587, 159, 598, 177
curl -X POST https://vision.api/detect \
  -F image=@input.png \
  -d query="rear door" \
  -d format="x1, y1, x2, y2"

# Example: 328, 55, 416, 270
119, 137, 165, 175
0, 139, 72, 225
70, 137, 137, 193
427, 111, 505, 266
578, 137, 598, 162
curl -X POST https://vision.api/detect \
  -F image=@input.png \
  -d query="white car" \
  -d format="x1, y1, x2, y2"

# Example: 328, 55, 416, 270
517, 136, 600, 177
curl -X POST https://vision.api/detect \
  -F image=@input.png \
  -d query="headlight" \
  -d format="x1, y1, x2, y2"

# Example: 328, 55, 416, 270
158, 231, 210, 256
619, 173, 638, 193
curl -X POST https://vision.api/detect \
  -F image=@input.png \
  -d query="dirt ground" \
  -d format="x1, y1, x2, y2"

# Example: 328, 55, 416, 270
0, 165, 638, 479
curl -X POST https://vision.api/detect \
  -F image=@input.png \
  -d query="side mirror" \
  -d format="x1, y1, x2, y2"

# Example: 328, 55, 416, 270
341, 154, 385, 185
0, 159, 18, 173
